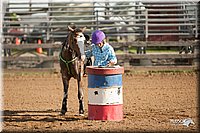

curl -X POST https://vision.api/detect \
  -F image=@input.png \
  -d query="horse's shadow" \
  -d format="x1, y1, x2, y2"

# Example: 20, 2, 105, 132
3, 110, 87, 122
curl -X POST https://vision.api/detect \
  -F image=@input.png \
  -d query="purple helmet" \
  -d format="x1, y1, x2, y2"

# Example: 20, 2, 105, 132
91, 30, 106, 45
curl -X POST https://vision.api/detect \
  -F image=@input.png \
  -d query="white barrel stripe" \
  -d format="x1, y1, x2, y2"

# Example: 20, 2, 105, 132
88, 86, 123, 105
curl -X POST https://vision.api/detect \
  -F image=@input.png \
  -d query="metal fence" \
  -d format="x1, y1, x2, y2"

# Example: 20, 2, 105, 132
1, 1, 199, 68
3, 1, 198, 41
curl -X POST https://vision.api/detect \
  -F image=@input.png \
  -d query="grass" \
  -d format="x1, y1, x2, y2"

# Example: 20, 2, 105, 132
124, 68, 197, 75
115, 47, 179, 54
148, 69, 196, 74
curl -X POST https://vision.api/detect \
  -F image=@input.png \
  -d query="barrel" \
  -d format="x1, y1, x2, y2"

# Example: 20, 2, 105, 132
86, 66, 124, 121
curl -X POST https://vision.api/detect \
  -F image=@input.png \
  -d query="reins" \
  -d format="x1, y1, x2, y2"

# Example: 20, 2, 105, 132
59, 52, 77, 75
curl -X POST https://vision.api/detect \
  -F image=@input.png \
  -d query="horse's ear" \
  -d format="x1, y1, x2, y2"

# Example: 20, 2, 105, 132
81, 27, 86, 32
68, 26, 74, 32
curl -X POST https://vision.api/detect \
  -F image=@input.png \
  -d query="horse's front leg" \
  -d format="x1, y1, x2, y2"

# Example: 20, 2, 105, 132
77, 61, 84, 115
77, 78, 84, 115
60, 76, 70, 115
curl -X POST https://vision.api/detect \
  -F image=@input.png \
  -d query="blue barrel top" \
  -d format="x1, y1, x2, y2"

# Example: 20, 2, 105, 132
86, 66, 124, 88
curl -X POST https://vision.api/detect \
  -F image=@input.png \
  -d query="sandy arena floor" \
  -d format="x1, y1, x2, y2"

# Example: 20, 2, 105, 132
2, 69, 199, 132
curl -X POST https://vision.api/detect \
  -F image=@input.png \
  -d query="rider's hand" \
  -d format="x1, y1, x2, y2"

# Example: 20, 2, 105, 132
107, 61, 115, 67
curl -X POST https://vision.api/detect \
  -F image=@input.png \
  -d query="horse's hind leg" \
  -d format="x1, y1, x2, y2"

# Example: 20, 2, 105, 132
60, 77, 70, 115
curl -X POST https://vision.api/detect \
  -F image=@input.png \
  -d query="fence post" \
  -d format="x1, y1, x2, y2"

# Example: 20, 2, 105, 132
96, 10, 99, 30
193, 40, 199, 67
47, 2, 51, 42
145, 9, 148, 40
123, 41, 130, 67
195, 7, 198, 38
141, 9, 152, 66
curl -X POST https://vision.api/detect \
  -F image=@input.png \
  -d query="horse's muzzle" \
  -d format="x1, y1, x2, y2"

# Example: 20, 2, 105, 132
77, 40, 85, 55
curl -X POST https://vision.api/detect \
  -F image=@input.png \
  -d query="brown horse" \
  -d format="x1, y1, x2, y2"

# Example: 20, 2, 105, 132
59, 26, 86, 115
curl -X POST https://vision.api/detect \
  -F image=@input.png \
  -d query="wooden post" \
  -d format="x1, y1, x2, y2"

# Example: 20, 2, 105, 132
193, 40, 199, 67
43, 41, 54, 68
123, 41, 130, 67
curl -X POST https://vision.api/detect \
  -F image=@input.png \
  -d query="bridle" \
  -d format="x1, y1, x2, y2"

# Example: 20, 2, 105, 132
59, 29, 85, 75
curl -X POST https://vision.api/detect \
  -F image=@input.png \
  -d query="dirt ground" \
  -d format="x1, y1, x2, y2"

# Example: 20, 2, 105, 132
2, 68, 199, 132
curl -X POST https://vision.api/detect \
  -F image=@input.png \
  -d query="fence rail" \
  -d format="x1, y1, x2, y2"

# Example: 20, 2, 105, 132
2, 41, 198, 49
2, 41, 199, 61
2, 54, 198, 62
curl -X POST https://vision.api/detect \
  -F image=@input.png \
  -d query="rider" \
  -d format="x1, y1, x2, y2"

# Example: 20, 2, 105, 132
85, 30, 117, 67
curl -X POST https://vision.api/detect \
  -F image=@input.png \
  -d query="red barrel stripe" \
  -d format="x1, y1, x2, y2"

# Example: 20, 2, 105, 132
86, 66, 124, 75
88, 104, 123, 121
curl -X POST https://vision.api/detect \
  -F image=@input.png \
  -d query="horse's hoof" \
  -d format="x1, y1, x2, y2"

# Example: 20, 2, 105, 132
79, 110, 84, 116
79, 113, 84, 116
60, 109, 66, 115
59, 112, 65, 116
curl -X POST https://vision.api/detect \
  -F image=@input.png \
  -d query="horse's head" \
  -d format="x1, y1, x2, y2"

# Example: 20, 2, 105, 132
67, 26, 86, 59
